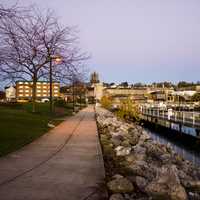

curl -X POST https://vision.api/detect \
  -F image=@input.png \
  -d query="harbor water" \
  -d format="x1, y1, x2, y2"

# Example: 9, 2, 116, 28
145, 127, 200, 166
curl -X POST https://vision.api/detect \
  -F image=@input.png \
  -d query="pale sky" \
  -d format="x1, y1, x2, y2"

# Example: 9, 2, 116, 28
2, 0, 200, 84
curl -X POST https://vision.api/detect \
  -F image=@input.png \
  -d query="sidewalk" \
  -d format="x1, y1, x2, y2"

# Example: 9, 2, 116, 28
0, 106, 106, 200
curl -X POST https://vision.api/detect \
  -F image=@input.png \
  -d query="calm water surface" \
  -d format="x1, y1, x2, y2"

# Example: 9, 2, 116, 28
145, 128, 200, 166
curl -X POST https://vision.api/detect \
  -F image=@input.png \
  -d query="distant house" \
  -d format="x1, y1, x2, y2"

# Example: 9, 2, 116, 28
196, 85, 200, 92
172, 91, 196, 102
5, 86, 16, 101
150, 91, 166, 101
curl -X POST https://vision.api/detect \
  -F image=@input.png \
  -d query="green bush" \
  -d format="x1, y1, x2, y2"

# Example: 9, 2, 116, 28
191, 93, 200, 102
100, 95, 113, 110
116, 98, 139, 122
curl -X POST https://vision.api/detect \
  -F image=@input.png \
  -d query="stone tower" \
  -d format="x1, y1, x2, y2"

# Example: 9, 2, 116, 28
90, 72, 100, 84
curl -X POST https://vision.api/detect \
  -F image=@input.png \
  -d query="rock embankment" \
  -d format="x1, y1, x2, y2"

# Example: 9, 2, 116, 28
96, 107, 200, 200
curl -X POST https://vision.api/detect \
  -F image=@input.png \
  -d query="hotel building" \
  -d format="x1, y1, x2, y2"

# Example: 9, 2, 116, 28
16, 81, 60, 100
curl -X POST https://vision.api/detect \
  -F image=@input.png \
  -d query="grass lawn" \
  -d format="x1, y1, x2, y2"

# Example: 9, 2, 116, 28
0, 102, 73, 157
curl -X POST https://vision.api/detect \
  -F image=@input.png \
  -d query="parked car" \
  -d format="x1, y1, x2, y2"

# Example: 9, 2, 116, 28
41, 98, 49, 103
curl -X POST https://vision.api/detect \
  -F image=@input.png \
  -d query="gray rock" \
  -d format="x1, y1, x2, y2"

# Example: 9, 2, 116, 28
115, 146, 131, 156
145, 165, 187, 200
109, 194, 125, 200
111, 136, 123, 147
160, 153, 172, 164
111, 131, 127, 138
123, 193, 133, 200
124, 132, 140, 146
125, 153, 136, 163
107, 177, 134, 193
112, 174, 124, 180
121, 140, 131, 147
135, 176, 148, 192
127, 161, 155, 180
133, 145, 147, 161
145, 142, 166, 160
139, 130, 150, 142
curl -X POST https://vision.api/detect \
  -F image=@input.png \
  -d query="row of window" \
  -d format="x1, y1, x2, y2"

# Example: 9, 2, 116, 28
18, 94, 59, 97
18, 90, 59, 93
18, 86, 59, 89
18, 82, 59, 85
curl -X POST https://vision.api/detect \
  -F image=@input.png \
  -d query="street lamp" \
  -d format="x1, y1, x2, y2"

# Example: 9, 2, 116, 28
72, 74, 76, 113
49, 55, 62, 113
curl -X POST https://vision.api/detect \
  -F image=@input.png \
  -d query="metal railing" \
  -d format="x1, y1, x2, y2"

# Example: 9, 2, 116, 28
141, 107, 200, 128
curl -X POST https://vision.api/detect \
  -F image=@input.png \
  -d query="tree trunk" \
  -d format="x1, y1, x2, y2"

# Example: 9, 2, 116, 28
80, 94, 82, 109
32, 74, 37, 113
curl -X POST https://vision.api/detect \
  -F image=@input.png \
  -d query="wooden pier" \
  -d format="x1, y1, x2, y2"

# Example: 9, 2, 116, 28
140, 107, 200, 138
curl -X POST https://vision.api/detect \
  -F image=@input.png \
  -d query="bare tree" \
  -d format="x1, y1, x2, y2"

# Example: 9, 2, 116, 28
0, 4, 18, 18
0, 6, 88, 112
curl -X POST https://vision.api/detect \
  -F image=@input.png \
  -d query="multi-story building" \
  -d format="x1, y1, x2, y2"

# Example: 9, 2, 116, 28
5, 86, 16, 101
16, 81, 60, 100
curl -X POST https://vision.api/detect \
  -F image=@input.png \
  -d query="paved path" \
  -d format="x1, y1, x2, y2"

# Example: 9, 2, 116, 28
0, 106, 106, 200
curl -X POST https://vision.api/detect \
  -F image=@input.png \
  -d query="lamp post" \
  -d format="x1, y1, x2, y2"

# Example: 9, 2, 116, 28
72, 74, 76, 113
49, 55, 62, 113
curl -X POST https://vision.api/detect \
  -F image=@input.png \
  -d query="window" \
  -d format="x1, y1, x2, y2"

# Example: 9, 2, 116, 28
19, 94, 23, 97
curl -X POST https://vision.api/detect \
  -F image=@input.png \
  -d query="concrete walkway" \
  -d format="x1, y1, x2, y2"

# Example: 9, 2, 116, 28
0, 106, 106, 200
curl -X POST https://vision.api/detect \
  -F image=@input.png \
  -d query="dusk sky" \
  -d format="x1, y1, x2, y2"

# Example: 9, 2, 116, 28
2, 0, 200, 84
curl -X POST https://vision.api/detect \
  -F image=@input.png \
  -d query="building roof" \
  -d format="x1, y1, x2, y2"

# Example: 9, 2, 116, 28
16, 81, 60, 84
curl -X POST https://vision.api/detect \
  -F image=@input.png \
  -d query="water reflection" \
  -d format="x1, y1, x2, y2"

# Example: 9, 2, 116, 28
145, 128, 200, 166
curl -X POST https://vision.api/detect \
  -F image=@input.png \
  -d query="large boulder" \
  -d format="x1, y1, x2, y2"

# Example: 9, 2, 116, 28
135, 176, 148, 192
124, 132, 140, 146
145, 141, 167, 161
125, 145, 146, 164
145, 165, 187, 200
127, 160, 155, 181
111, 135, 124, 147
107, 177, 134, 193
109, 194, 125, 200
121, 140, 131, 148
133, 145, 147, 161
139, 130, 151, 142
115, 146, 131, 157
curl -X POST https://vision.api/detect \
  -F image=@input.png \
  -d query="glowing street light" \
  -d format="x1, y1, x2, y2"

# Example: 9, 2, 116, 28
49, 55, 62, 113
